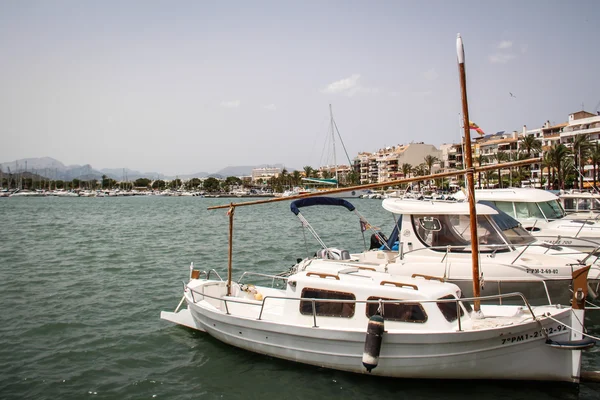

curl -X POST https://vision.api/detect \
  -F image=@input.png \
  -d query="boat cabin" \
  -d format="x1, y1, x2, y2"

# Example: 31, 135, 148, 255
559, 191, 600, 214
475, 188, 566, 222
374, 199, 514, 255
281, 264, 473, 331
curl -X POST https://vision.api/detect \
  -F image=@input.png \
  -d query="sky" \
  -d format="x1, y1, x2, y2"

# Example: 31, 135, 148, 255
1, 0, 599, 175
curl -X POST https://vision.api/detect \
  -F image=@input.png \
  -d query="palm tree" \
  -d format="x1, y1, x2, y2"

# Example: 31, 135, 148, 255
476, 154, 487, 189
520, 135, 542, 157
550, 143, 571, 190
401, 163, 412, 178
303, 166, 314, 179
423, 155, 438, 175
590, 143, 600, 190
292, 170, 301, 186
423, 155, 438, 189
520, 135, 542, 187
484, 170, 497, 189
572, 134, 591, 190
495, 150, 509, 188
542, 151, 554, 190
412, 164, 426, 192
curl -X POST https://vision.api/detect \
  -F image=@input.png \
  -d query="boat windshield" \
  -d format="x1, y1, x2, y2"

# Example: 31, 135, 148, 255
562, 196, 600, 212
489, 200, 565, 221
502, 224, 536, 246
537, 200, 565, 220
411, 214, 510, 253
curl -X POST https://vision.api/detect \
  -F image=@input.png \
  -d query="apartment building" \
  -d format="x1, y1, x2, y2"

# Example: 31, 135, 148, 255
354, 143, 442, 184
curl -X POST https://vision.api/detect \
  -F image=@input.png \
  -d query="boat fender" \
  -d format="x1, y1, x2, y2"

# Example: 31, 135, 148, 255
362, 315, 385, 372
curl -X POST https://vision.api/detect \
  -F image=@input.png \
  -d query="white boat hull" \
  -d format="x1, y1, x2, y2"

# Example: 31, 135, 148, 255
185, 298, 580, 382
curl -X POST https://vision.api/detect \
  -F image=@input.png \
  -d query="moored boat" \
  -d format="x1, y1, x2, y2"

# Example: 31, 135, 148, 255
475, 188, 600, 253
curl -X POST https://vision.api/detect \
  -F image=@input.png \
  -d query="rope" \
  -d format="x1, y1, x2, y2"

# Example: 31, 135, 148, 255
544, 314, 600, 342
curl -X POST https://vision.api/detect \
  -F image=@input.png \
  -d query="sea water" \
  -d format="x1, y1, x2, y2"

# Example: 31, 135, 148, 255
0, 197, 598, 400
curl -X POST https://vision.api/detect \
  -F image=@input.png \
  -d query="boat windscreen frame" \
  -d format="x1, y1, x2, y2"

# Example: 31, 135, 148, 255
409, 213, 514, 253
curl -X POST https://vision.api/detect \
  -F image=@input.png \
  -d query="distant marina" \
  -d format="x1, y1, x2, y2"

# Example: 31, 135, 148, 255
0, 188, 276, 198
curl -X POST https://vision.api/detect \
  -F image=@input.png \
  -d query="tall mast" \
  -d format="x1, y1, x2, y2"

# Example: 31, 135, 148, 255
456, 34, 482, 314
329, 104, 339, 186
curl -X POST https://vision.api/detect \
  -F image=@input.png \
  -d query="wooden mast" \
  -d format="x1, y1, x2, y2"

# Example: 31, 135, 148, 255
227, 203, 234, 296
456, 33, 482, 313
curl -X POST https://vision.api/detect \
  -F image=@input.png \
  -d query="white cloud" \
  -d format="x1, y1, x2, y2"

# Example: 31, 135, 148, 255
220, 100, 240, 108
321, 74, 361, 94
320, 74, 379, 97
422, 68, 439, 81
498, 40, 513, 49
262, 104, 276, 111
489, 53, 515, 64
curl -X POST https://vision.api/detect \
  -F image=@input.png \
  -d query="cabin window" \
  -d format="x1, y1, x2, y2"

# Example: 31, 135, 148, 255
562, 198, 575, 211
437, 295, 464, 322
501, 224, 536, 245
300, 288, 355, 318
412, 214, 509, 252
365, 296, 427, 323
417, 217, 441, 232
538, 200, 565, 219
514, 202, 545, 219
492, 201, 516, 218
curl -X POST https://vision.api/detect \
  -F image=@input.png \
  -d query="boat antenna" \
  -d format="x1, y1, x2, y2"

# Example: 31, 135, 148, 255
456, 34, 483, 315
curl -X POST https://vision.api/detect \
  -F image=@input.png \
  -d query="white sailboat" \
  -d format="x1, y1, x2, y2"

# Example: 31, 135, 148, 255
302, 105, 370, 199
161, 35, 597, 383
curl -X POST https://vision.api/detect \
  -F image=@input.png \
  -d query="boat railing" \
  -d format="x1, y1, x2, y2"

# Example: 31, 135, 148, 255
398, 243, 512, 260
185, 285, 537, 331
396, 240, 600, 265
237, 271, 289, 289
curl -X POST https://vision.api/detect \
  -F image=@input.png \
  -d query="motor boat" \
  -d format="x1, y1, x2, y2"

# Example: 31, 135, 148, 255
558, 191, 600, 218
474, 188, 600, 253
288, 197, 600, 305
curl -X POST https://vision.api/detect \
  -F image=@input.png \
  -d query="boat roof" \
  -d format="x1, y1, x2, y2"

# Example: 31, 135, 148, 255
297, 262, 459, 300
382, 198, 497, 215
475, 188, 558, 203
559, 191, 600, 199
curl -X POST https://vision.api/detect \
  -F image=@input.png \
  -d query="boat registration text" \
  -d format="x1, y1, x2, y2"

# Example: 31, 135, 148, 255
501, 324, 567, 345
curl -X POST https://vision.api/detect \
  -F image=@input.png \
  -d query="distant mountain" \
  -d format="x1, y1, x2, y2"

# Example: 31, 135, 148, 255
0, 157, 295, 181
99, 168, 166, 182
0, 157, 104, 181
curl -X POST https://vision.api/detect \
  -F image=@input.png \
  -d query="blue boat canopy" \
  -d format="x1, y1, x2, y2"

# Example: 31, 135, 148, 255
290, 197, 356, 215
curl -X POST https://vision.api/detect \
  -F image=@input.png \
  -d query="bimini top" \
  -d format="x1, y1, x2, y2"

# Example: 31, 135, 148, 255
290, 197, 355, 215
382, 198, 497, 215
475, 188, 558, 203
